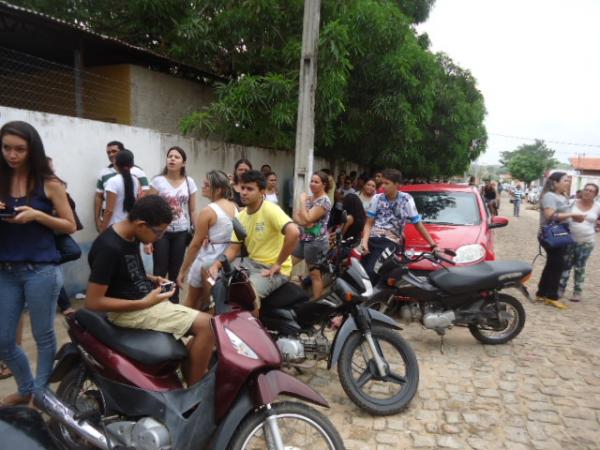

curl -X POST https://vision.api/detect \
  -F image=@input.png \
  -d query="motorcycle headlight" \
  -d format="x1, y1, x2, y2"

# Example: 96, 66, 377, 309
453, 244, 486, 264
224, 328, 258, 360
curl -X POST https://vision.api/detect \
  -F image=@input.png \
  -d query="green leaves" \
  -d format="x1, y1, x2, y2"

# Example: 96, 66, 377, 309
502, 140, 557, 184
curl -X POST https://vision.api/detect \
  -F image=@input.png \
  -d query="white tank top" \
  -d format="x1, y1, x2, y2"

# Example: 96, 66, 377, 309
197, 202, 234, 260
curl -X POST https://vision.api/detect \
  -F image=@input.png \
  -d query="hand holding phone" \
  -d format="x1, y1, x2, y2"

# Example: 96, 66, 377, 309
0, 210, 17, 218
160, 281, 175, 293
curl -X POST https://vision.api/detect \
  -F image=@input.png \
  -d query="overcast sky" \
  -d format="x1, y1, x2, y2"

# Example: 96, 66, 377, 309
418, 0, 600, 165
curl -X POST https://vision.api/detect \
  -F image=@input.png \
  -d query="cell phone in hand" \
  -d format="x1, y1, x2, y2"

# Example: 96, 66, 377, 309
0, 210, 17, 218
160, 281, 175, 293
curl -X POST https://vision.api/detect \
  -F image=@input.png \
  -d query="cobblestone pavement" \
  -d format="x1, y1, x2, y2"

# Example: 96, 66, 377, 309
2, 194, 600, 449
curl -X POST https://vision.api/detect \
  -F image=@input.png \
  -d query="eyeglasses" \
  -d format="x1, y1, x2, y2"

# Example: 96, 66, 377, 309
146, 225, 167, 239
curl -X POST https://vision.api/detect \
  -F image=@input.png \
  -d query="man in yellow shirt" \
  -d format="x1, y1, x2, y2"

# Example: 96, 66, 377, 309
208, 171, 300, 305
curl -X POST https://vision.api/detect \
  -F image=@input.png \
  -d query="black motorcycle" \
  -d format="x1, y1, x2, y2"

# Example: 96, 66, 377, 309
228, 225, 420, 416
367, 248, 531, 345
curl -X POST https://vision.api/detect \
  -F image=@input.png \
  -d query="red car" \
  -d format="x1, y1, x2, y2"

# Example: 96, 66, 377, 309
399, 183, 508, 271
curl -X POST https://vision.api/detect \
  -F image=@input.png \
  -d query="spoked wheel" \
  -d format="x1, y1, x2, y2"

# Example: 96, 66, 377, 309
468, 294, 526, 345
228, 401, 345, 450
49, 367, 105, 450
337, 326, 419, 416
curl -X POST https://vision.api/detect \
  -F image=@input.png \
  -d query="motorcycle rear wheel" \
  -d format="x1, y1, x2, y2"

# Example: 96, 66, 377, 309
49, 367, 104, 450
228, 401, 345, 450
468, 294, 526, 345
337, 326, 419, 416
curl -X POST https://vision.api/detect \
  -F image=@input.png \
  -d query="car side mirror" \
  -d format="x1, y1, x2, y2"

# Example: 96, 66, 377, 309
490, 216, 508, 229
232, 218, 247, 241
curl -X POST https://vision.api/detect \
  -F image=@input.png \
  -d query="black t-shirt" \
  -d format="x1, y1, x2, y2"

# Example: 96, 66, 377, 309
88, 227, 153, 300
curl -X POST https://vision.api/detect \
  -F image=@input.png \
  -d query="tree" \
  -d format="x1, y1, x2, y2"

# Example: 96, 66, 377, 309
501, 140, 558, 184
14, 0, 488, 176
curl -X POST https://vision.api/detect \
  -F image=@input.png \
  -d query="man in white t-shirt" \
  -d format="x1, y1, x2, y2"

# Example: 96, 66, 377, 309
94, 141, 149, 231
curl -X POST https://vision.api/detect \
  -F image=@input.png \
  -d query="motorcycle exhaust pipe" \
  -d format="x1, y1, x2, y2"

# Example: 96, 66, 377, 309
34, 389, 111, 450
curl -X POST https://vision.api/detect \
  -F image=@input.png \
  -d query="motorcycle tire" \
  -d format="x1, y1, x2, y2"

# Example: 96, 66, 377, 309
228, 401, 345, 450
337, 325, 419, 416
468, 293, 526, 345
49, 367, 104, 450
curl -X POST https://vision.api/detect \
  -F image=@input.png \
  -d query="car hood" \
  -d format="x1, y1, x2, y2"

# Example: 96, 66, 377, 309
403, 223, 484, 270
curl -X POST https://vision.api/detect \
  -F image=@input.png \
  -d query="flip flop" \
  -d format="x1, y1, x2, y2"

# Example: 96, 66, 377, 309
0, 362, 12, 380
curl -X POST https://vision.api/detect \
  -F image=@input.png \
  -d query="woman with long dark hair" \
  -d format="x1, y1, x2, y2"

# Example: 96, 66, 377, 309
177, 170, 236, 310
0, 121, 76, 405
293, 171, 332, 298
146, 146, 197, 303
101, 149, 140, 231
232, 158, 252, 208
537, 172, 585, 308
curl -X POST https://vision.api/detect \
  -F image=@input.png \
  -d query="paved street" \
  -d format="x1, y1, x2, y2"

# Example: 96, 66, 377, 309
2, 194, 600, 449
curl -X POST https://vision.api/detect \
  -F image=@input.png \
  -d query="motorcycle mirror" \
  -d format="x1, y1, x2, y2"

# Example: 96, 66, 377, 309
232, 218, 247, 241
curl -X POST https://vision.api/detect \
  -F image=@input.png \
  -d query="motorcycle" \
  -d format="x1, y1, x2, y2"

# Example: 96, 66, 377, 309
38, 227, 345, 450
367, 248, 531, 346
222, 223, 419, 416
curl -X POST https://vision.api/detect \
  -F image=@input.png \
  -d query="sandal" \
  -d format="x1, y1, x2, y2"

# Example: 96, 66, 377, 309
0, 392, 32, 407
0, 361, 12, 380
545, 299, 567, 310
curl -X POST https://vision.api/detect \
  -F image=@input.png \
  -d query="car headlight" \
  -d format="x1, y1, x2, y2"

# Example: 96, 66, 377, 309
453, 244, 486, 264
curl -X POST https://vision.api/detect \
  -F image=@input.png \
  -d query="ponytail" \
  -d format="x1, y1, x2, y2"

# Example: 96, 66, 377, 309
115, 150, 136, 212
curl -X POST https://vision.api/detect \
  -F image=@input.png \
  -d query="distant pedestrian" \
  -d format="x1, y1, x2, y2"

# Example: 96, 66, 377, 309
536, 172, 585, 309
338, 177, 356, 197
293, 171, 332, 298
558, 183, 600, 302
264, 171, 279, 204
373, 171, 383, 190
260, 164, 272, 175
145, 146, 197, 303
232, 158, 252, 208
101, 150, 141, 231
482, 181, 498, 215
358, 178, 377, 212
94, 141, 149, 232
511, 184, 524, 217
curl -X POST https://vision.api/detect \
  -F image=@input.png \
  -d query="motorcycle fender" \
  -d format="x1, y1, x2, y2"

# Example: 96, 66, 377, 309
368, 308, 402, 330
255, 370, 329, 408
49, 343, 80, 383
328, 310, 401, 370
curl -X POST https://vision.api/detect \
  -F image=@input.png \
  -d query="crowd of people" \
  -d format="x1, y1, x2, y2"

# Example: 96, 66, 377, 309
1, 119, 598, 407
0, 120, 439, 406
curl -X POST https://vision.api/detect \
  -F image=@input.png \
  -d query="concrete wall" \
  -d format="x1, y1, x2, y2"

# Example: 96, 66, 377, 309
129, 65, 214, 135
0, 106, 359, 295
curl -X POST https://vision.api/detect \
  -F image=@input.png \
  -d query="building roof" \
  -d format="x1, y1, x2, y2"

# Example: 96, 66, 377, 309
569, 156, 600, 171
0, 0, 223, 82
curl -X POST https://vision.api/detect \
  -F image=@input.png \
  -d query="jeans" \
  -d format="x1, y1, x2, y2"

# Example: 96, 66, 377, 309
536, 238, 567, 300
361, 237, 399, 283
559, 242, 595, 296
513, 200, 521, 217
0, 263, 61, 396
153, 230, 188, 303
57, 286, 72, 312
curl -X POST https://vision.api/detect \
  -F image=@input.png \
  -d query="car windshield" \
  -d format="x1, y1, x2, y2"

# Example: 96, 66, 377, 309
410, 191, 481, 226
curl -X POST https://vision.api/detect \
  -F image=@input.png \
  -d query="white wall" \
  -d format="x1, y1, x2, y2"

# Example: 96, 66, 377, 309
0, 106, 359, 294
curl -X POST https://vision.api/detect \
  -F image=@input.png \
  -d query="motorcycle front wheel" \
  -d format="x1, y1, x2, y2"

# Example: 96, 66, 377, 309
337, 326, 419, 416
49, 367, 105, 450
468, 293, 526, 345
228, 401, 345, 450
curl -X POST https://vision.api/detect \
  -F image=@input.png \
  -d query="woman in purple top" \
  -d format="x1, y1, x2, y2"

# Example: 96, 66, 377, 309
293, 171, 332, 298
0, 121, 76, 406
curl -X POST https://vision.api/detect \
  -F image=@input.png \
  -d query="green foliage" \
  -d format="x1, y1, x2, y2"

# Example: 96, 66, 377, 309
14, 0, 488, 177
501, 140, 558, 183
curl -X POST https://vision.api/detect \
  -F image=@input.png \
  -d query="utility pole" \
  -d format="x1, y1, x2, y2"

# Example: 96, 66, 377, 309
293, 0, 321, 213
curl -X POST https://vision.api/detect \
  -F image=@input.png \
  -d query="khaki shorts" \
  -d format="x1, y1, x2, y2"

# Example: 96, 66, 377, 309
242, 259, 288, 309
107, 301, 199, 340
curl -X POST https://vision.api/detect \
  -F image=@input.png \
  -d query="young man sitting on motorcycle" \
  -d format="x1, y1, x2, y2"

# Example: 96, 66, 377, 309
84, 195, 214, 386
208, 170, 300, 310
360, 168, 437, 281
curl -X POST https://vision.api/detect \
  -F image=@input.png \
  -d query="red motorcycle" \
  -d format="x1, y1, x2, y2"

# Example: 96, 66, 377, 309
37, 267, 344, 449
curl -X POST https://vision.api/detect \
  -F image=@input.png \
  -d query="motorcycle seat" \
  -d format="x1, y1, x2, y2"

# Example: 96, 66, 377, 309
262, 282, 309, 310
74, 309, 188, 365
428, 260, 532, 295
